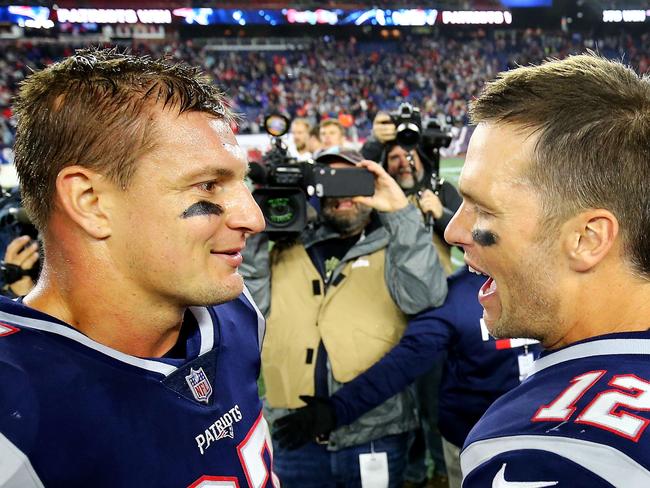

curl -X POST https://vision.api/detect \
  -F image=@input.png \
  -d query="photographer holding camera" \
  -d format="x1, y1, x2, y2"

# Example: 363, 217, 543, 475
241, 144, 447, 487
363, 106, 462, 485
364, 106, 462, 272
0, 187, 39, 297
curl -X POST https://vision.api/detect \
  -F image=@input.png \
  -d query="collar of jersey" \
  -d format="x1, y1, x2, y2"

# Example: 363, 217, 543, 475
0, 297, 214, 377
529, 330, 650, 377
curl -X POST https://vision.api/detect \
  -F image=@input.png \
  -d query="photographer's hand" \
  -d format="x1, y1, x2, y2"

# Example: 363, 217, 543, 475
353, 160, 409, 213
372, 112, 396, 143
419, 189, 444, 220
3, 235, 38, 296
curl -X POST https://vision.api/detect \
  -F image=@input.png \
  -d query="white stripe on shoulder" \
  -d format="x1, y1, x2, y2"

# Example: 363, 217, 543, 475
0, 432, 45, 488
461, 434, 650, 487
242, 285, 266, 351
531, 339, 650, 376
190, 306, 214, 356
0, 309, 177, 376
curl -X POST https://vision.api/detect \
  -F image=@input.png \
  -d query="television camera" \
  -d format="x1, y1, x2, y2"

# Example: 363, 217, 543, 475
250, 114, 374, 234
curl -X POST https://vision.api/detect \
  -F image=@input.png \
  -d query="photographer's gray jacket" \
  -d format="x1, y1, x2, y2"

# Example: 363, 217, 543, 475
240, 203, 447, 449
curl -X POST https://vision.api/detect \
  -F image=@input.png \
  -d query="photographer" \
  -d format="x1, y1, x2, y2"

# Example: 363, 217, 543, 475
361, 111, 395, 163
241, 147, 447, 487
364, 106, 462, 273
1, 235, 38, 297
0, 187, 39, 297
363, 107, 462, 485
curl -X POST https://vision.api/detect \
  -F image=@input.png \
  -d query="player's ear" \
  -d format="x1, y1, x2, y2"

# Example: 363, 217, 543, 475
55, 165, 113, 239
563, 209, 618, 272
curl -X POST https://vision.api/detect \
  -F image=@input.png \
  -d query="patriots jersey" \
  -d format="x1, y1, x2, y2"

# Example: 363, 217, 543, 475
461, 331, 650, 487
0, 289, 279, 488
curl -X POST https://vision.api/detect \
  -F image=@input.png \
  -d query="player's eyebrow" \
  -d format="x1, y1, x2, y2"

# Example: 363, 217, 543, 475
181, 167, 238, 183
458, 186, 497, 212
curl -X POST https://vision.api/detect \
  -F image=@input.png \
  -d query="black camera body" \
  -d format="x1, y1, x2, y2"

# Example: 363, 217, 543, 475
391, 103, 453, 153
251, 114, 374, 235
390, 103, 454, 191
0, 189, 40, 285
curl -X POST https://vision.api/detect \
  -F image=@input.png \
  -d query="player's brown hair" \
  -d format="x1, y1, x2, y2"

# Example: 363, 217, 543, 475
471, 53, 650, 279
13, 48, 233, 232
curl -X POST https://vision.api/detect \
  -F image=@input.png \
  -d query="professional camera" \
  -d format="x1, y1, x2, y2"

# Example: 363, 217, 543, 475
0, 189, 40, 285
391, 103, 453, 153
250, 114, 374, 234
390, 103, 453, 193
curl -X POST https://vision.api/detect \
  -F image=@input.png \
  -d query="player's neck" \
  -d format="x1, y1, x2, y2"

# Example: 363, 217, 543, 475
24, 260, 186, 358
548, 269, 650, 349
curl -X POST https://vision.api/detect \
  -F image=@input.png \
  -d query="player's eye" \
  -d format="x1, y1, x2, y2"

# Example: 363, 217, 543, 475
474, 205, 494, 218
197, 181, 219, 193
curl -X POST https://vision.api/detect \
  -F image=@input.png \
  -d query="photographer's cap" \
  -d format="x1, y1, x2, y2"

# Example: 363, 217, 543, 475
314, 147, 364, 166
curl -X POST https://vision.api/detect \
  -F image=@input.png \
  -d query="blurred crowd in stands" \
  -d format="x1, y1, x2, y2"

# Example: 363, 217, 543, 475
0, 29, 648, 164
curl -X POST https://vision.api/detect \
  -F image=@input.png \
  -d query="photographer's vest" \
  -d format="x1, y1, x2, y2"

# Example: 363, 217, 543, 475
263, 243, 407, 409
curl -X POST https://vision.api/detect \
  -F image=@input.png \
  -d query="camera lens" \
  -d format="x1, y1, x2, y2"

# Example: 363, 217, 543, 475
263, 196, 298, 227
396, 122, 421, 149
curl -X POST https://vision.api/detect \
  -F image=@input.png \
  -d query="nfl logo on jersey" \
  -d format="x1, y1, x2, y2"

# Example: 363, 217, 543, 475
185, 367, 213, 403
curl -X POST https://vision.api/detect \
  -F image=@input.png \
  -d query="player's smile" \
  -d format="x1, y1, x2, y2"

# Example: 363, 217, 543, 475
210, 247, 244, 268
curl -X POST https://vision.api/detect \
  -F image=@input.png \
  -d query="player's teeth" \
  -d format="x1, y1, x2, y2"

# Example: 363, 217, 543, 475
469, 265, 481, 275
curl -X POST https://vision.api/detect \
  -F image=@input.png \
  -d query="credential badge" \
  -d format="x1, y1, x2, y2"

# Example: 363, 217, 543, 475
185, 367, 213, 404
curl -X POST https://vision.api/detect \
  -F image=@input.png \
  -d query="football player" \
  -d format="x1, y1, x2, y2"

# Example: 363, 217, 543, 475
0, 49, 276, 487
445, 54, 650, 487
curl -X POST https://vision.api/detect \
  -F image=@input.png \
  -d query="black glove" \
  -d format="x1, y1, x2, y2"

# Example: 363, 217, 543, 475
1, 262, 27, 285
272, 395, 337, 450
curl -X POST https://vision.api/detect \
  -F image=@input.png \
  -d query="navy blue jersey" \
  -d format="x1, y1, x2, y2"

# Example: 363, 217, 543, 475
0, 290, 279, 488
461, 331, 650, 487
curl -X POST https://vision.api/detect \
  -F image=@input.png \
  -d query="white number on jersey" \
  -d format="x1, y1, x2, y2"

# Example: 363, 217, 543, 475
532, 371, 650, 441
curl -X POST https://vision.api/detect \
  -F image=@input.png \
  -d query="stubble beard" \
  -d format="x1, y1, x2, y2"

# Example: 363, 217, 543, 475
488, 243, 562, 345
188, 272, 244, 307
322, 202, 372, 237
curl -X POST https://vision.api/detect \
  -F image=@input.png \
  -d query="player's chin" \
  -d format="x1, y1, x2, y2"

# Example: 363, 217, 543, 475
194, 274, 245, 307
482, 308, 505, 337
219, 273, 245, 298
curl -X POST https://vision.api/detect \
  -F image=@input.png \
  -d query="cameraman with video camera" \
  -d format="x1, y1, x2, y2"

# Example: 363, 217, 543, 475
241, 115, 448, 487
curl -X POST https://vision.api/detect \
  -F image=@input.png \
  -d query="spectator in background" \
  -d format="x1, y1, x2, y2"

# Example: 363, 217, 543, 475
289, 117, 312, 162
319, 119, 347, 150
241, 148, 448, 487
308, 124, 322, 155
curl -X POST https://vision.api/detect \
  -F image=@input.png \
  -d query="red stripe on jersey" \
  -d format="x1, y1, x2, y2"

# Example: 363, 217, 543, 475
0, 322, 19, 337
